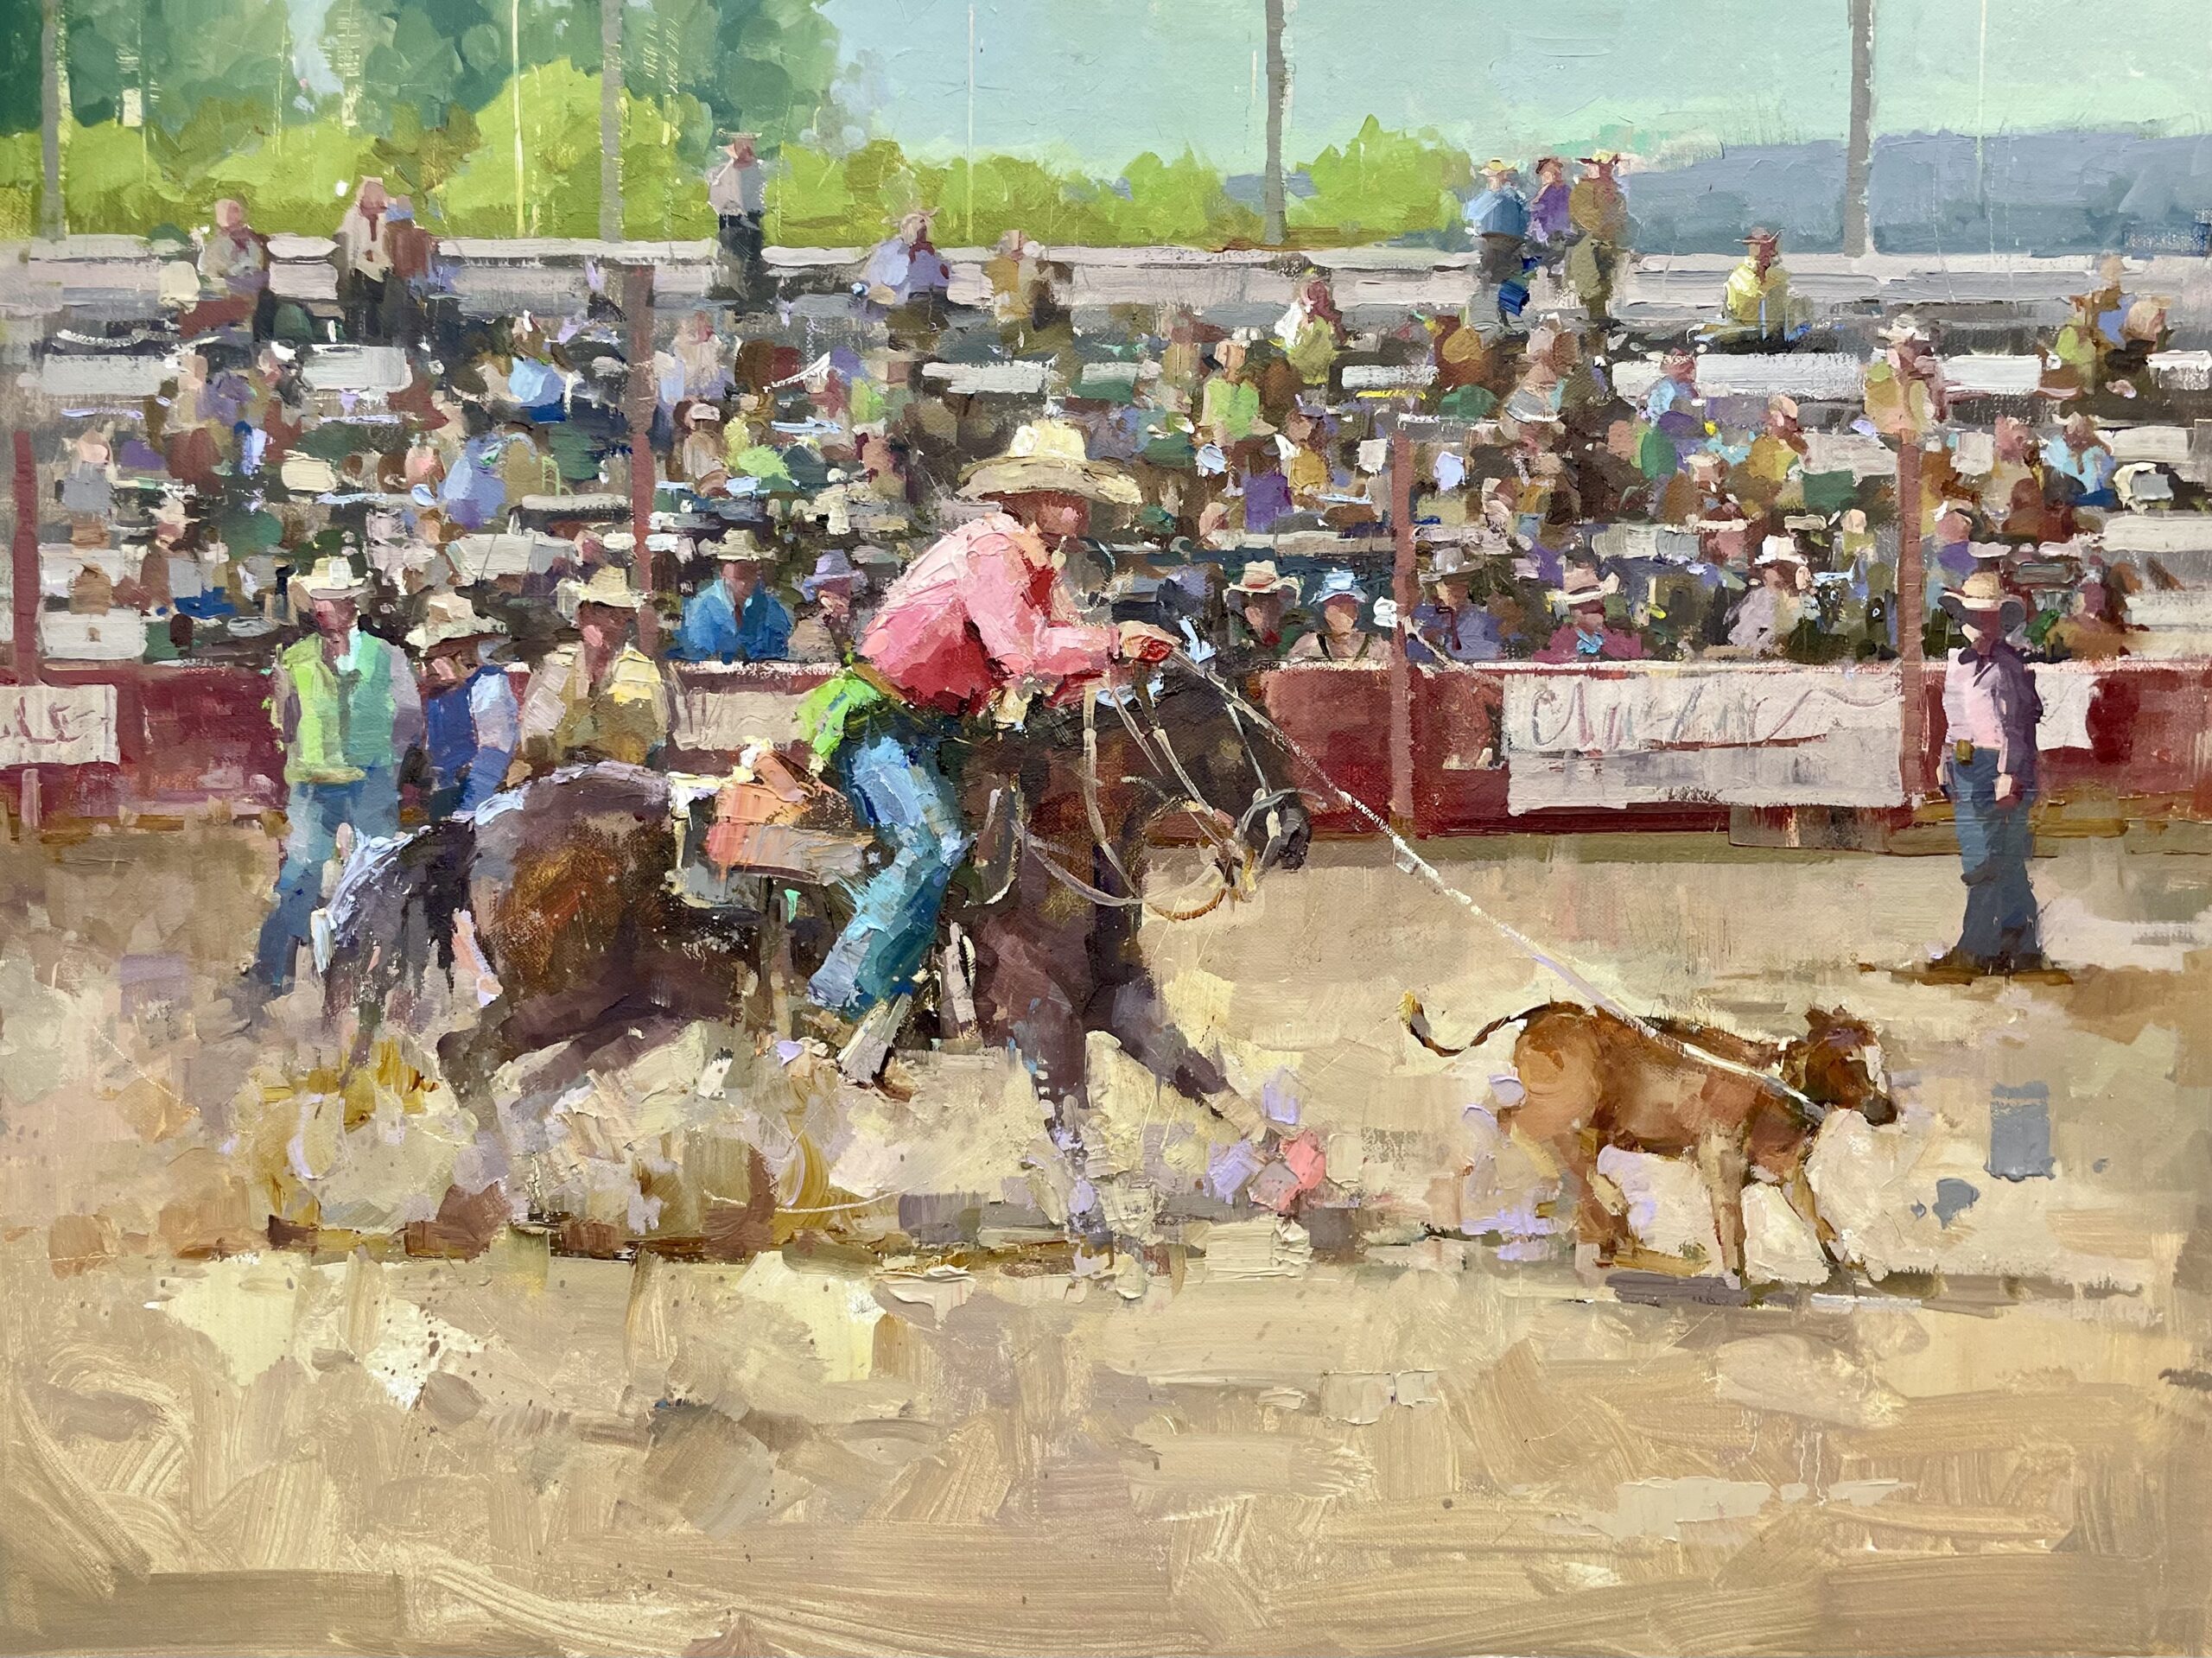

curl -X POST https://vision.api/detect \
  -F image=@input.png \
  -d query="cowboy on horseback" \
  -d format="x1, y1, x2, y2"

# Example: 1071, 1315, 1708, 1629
797, 420, 1177, 1076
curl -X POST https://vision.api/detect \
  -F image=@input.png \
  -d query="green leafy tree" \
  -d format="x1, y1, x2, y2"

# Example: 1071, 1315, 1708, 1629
0, 0, 42, 135
437, 59, 702, 238
766, 136, 916, 245
1292, 116, 1471, 244
1105, 149, 1259, 246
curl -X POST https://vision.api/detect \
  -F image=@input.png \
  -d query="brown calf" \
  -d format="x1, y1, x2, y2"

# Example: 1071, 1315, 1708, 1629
1408, 998, 1895, 1280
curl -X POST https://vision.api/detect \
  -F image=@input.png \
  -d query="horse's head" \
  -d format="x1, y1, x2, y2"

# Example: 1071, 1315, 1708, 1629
1129, 656, 1313, 885
1783, 1006, 1896, 1126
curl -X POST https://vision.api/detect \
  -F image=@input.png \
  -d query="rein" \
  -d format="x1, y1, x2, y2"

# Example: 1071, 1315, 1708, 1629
1008, 680, 1255, 924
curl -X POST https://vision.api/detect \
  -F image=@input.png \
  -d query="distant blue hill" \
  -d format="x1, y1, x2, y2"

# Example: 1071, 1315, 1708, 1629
1627, 130, 2212, 256
1205, 131, 2209, 254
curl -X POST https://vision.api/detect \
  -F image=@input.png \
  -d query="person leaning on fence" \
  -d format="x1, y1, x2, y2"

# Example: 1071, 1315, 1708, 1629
1924, 570, 2054, 980
408, 593, 518, 820
512, 567, 671, 778
673, 531, 792, 663
1535, 565, 1643, 662
787, 549, 868, 664
1287, 570, 1378, 661
1718, 228, 1808, 340
1410, 546, 1506, 664
249, 557, 423, 994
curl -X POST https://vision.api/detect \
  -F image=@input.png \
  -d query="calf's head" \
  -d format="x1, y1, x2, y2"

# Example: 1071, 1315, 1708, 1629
1784, 1007, 1896, 1126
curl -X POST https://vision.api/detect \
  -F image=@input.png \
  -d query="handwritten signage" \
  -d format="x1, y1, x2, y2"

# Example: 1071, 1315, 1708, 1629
1503, 665, 1906, 812
0, 685, 120, 766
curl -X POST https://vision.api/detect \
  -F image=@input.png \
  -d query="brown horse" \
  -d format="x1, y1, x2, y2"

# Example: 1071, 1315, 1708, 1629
1407, 997, 1895, 1280
325, 658, 1312, 1241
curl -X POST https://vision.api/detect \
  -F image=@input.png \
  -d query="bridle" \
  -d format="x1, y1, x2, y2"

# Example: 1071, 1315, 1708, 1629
1009, 657, 1294, 924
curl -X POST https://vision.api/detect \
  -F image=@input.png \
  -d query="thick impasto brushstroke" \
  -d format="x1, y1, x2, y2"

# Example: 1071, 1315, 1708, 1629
4, 4, 2212, 1654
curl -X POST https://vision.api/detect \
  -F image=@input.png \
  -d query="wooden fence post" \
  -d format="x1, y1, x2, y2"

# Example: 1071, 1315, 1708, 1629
1896, 437, 1926, 799
622, 261, 659, 652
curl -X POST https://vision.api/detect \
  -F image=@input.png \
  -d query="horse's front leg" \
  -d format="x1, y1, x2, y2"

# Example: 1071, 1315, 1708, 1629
970, 904, 1112, 1245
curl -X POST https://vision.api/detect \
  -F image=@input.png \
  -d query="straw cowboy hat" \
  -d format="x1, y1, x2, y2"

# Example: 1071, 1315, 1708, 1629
1481, 157, 1517, 177
288, 554, 369, 609
1940, 569, 2026, 632
1878, 314, 1931, 345
557, 564, 645, 621
1227, 559, 1299, 600
960, 419, 1143, 506
1742, 226, 1781, 248
1579, 149, 1624, 168
709, 529, 774, 563
406, 591, 507, 651
1552, 565, 1618, 609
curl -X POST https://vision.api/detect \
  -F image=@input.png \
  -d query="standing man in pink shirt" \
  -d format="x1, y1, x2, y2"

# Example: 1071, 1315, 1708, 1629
797, 422, 1175, 1062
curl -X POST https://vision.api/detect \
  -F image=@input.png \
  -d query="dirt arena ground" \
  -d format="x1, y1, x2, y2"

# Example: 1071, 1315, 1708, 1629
3, 819, 2209, 1655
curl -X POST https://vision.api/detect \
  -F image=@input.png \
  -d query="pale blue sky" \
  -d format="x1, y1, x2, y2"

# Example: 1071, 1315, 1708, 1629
822, 0, 2212, 170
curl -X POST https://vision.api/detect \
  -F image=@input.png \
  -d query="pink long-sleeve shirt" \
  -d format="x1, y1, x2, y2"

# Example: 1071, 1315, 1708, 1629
859, 513, 1118, 716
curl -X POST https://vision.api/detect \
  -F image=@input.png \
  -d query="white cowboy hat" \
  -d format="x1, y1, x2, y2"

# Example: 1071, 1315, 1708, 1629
1371, 596, 1402, 630
1878, 314, 1931, 345
406, 592, 507, 651
1428, 545, 1476, 582
288, 554, 369, 607
1939, 569, 2027, 631
1227, 559, 1299, 599
1551, 566, 1619, 609
1968, 541, 2013, 563
1312, 569, 1364, 607
1756, 534, 1808, 568
959, 419, 1143, 506
556, 564, 646, 620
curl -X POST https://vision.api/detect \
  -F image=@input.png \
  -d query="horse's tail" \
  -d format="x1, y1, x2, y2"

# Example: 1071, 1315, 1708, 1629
1401, 993, 1555, 1058
323, 817, 477, 1025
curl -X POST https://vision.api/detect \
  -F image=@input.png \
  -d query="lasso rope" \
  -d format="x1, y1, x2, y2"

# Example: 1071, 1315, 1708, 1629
1177, 654, 1827, 1117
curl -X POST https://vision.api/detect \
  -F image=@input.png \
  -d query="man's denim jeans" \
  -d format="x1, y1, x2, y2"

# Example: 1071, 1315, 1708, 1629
252, 767, 399, 988
1948, 748, 2041, 965
808, 713, 971, 1020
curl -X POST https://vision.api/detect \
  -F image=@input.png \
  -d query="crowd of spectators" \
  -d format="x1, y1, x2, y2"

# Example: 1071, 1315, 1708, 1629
28, 187, 2190, 782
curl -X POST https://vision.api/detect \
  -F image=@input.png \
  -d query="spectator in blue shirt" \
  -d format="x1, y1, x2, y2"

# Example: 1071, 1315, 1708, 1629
1466, 159, 1532, 304
407, 594, 518, 818
2044, 413, 2118, 508
673, 534, 793, 662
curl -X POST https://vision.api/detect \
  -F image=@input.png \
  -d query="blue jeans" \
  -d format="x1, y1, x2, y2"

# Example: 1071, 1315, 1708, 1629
253, 767, 400, 988
1948, 748, 2041, 965
808, 713, 971, 1020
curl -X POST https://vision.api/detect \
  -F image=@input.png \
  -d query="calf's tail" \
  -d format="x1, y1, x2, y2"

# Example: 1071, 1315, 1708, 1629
1401, 993, 1555, 1058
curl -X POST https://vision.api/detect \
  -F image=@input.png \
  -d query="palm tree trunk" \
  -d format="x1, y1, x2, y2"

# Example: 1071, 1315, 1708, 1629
598, 0, 621, 241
